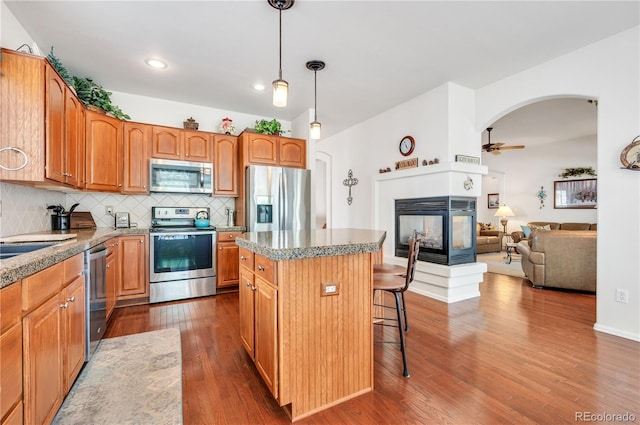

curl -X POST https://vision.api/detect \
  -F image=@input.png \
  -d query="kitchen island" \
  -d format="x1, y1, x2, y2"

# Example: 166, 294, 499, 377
236, 228, 386, 421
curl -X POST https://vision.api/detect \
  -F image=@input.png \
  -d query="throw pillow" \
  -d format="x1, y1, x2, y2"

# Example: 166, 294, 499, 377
521, 225, 532, 238
530, 224, 551, 231
480, 223, 495, 231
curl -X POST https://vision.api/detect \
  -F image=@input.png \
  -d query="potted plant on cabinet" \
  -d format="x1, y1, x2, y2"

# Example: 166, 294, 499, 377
254, 119, 289, 136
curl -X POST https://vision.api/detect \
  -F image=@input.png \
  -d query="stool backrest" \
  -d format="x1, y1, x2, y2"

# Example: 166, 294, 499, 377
401, 236, 421, 292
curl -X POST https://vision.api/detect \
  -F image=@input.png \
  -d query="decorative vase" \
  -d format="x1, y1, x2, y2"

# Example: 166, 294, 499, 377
183, 117, 199, 130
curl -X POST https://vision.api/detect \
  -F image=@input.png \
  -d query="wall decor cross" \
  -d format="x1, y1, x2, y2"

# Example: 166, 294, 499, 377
343, 169, 359, 205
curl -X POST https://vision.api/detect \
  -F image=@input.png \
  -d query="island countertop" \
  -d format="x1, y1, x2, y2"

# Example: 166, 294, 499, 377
235, 228, 386, 261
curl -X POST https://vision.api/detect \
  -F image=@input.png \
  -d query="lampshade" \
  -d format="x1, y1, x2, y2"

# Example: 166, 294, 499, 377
272, 79, 288, 107
309, 121, 321, 140
494, 205, 515, 218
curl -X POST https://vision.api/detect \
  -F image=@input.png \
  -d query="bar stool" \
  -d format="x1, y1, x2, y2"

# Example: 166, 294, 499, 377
373, 236, 421, 377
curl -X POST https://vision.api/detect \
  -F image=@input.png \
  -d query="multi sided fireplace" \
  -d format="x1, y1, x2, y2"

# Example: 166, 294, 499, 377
395, 196, 476, 266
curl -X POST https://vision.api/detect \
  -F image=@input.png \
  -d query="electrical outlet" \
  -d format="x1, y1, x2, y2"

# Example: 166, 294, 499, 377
105, 206, 114, 215
615, 288, 629, 304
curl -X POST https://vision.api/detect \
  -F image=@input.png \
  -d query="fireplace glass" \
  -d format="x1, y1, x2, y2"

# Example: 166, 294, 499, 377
395, 196, 476, 265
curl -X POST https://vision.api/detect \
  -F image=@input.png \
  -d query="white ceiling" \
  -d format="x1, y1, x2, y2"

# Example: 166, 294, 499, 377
5, 1, 638, 142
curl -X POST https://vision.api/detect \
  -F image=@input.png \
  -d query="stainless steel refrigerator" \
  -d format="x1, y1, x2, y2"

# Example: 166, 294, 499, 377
246, 165, 311, 232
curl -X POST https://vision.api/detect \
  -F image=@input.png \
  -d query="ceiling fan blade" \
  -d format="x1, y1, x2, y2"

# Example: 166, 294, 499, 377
491, 150, 501, 155
496, 145, 525, 150
482, 142, 504, 149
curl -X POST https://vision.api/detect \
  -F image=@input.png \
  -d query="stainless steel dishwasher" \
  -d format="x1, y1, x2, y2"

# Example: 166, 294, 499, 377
85, 243, 107, 360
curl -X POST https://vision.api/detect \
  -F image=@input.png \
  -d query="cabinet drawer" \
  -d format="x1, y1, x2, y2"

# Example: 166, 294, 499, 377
1, 282, 22, 333
239, 247, 254, 270
254, 254, 276, 284
22, 262, 63, 312
219, 231, 243, 242
64, 253, 84, 285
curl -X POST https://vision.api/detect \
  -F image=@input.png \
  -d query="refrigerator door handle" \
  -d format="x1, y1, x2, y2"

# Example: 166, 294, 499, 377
279, 171, 286, 230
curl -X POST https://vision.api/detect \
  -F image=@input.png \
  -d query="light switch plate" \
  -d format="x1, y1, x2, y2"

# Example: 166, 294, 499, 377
321, 281, 340, 297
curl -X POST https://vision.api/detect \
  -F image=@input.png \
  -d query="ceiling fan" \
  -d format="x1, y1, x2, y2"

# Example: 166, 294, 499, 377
482, 127, 525, 154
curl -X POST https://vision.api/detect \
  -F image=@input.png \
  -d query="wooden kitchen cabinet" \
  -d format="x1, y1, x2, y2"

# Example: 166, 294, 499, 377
151, 126, 212, 162
1, 282, 23, 424
278, 137, 306, 169
116, 234, 149, 300
122, 122, 151, 194
213, 134, 238, 196
0, 49, 46, 182
106, 239, 119, 320
243, 133, 278, 165
239, 251, 278, 398
216, 231, 241, 289
45, 64, 84, 188
23, 253, 85, 425
85, 110, 123, 192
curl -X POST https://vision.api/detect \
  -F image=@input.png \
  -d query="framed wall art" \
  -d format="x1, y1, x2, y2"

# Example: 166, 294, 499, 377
487, 193, 499, 209
554, 179, 597, 209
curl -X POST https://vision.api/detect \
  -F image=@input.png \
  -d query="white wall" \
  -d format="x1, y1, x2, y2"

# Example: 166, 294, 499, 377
478, 136, 598, 230
320, 27, 640, 340
0, 1, 39, 53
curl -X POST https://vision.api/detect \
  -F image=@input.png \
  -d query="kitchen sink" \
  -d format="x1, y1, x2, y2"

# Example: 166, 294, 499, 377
0, 243, 56, 260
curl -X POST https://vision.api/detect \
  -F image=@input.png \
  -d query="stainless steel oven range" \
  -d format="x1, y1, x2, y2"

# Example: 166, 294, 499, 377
149, 206, 217, 303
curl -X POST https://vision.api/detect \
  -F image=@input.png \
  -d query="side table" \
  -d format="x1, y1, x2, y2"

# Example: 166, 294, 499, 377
505, 242, 519, 264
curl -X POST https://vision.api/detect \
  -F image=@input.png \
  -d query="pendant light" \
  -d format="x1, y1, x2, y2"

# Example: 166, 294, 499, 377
306, 60, 325, 140
269, 0, 294, 107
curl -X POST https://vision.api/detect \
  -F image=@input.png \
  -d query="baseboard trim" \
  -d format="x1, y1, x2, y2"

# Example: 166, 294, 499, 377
593, 322, 640, 342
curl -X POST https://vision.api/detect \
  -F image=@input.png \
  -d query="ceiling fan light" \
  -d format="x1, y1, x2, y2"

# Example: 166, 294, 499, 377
309, 121, 321, 139
272, 79, 288, 107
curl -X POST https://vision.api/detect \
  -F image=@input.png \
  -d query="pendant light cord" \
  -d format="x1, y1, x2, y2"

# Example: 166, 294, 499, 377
278, 7, 283, 80
314, 70, 318, 121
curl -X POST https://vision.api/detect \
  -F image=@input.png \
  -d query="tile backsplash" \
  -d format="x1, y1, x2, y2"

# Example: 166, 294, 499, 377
0, 182, 236, 237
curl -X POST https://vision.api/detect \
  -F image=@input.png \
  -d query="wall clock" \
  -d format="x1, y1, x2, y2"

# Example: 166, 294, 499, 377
620, 135, 640, 170
399, 136, 415, 156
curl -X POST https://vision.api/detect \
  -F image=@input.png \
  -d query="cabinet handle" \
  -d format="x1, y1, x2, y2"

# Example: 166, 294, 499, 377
140, 239, 144, 243
252, 286, 257, 292
118, 184, 123, 187
240, 256, 247, 260
245, 281, 252, 287
143, 185, 147, 189
219, 247, 223, 250
67, 296, 75, 302
228, 234, 234, 238
106, 264, 110, 269
60, 303, 68, 309
257, 265, 265, 271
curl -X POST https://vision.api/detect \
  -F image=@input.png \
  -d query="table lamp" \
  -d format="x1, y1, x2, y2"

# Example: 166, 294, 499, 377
494, 205, 515, 233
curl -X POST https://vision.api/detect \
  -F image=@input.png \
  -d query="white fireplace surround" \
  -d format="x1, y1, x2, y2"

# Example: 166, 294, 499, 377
374, 161, 488, 303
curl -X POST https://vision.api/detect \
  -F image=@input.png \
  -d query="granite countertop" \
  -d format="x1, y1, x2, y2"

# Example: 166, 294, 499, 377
0, 225, 247, 288
236, 228, 387, 261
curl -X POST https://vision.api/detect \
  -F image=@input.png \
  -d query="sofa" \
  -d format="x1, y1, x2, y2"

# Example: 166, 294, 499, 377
476, 223, 503, 253
516, 230, 596, 292
511, 222, 597, 244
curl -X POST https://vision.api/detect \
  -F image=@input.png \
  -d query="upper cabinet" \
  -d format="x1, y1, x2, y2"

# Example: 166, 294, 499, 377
45, 65, 84, 188
0, 49, 46, 182
152, 126, 212, 162
122, 122, 151, 194
240, 132, 306, 169
85, 110, 123, 192
214, 134, 238, 196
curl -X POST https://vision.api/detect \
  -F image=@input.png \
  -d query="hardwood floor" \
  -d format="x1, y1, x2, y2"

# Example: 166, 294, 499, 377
105, 273, 639, 424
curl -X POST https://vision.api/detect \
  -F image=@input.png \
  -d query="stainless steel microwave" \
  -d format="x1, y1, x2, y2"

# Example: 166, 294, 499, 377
149, 158, 213, 194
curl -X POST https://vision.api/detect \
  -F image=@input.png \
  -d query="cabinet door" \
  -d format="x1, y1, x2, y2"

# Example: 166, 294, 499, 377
122, 122, 151, 194
152, 126, 181, 159
64, 88, 84, 188
23, 295, 63, 425
254, 277, 278, 398
239, 268, 255, 357
0, 49, 45, 182
62, 274, 86, 393
217, 241, 239, 288
85, 111, 122, 191
213, 134, 238, 196
45, 65, 66, 184
278, 137, 306, 168
117, 235, 149, 299
247, 134, 277, 165
183, 131, 212, 162
1, 322, 22, 421
106, 244, 118, 321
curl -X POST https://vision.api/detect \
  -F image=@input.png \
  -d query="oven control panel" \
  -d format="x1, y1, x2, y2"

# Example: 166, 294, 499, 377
151, 206, 211, 227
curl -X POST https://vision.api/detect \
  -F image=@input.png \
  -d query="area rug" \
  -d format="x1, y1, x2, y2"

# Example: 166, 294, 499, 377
53, 328, 182, 425
478, 252, 526, 278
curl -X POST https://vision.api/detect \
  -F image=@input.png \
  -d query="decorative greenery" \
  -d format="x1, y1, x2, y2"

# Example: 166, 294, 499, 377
254, 119, 288, 135
47, 47, 74, 86
559, 167, 597, 179
72, 76, 130, 120
47, 47, 130, 120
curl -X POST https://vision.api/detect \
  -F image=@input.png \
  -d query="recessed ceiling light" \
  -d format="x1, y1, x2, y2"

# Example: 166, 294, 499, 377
253, 83, 265, 91
145, 58, 167, 69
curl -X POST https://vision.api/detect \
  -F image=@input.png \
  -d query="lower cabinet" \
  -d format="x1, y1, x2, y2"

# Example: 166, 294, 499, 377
116, 235, 149, 300
239, 249, 278, 398
217, 232, 241, 289
106, 239, 119, 320
1, 281, 23, 425
22, 253, 86, 425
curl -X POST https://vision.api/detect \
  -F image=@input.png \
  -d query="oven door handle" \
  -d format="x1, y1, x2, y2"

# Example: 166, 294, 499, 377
200, 167, 205, 189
